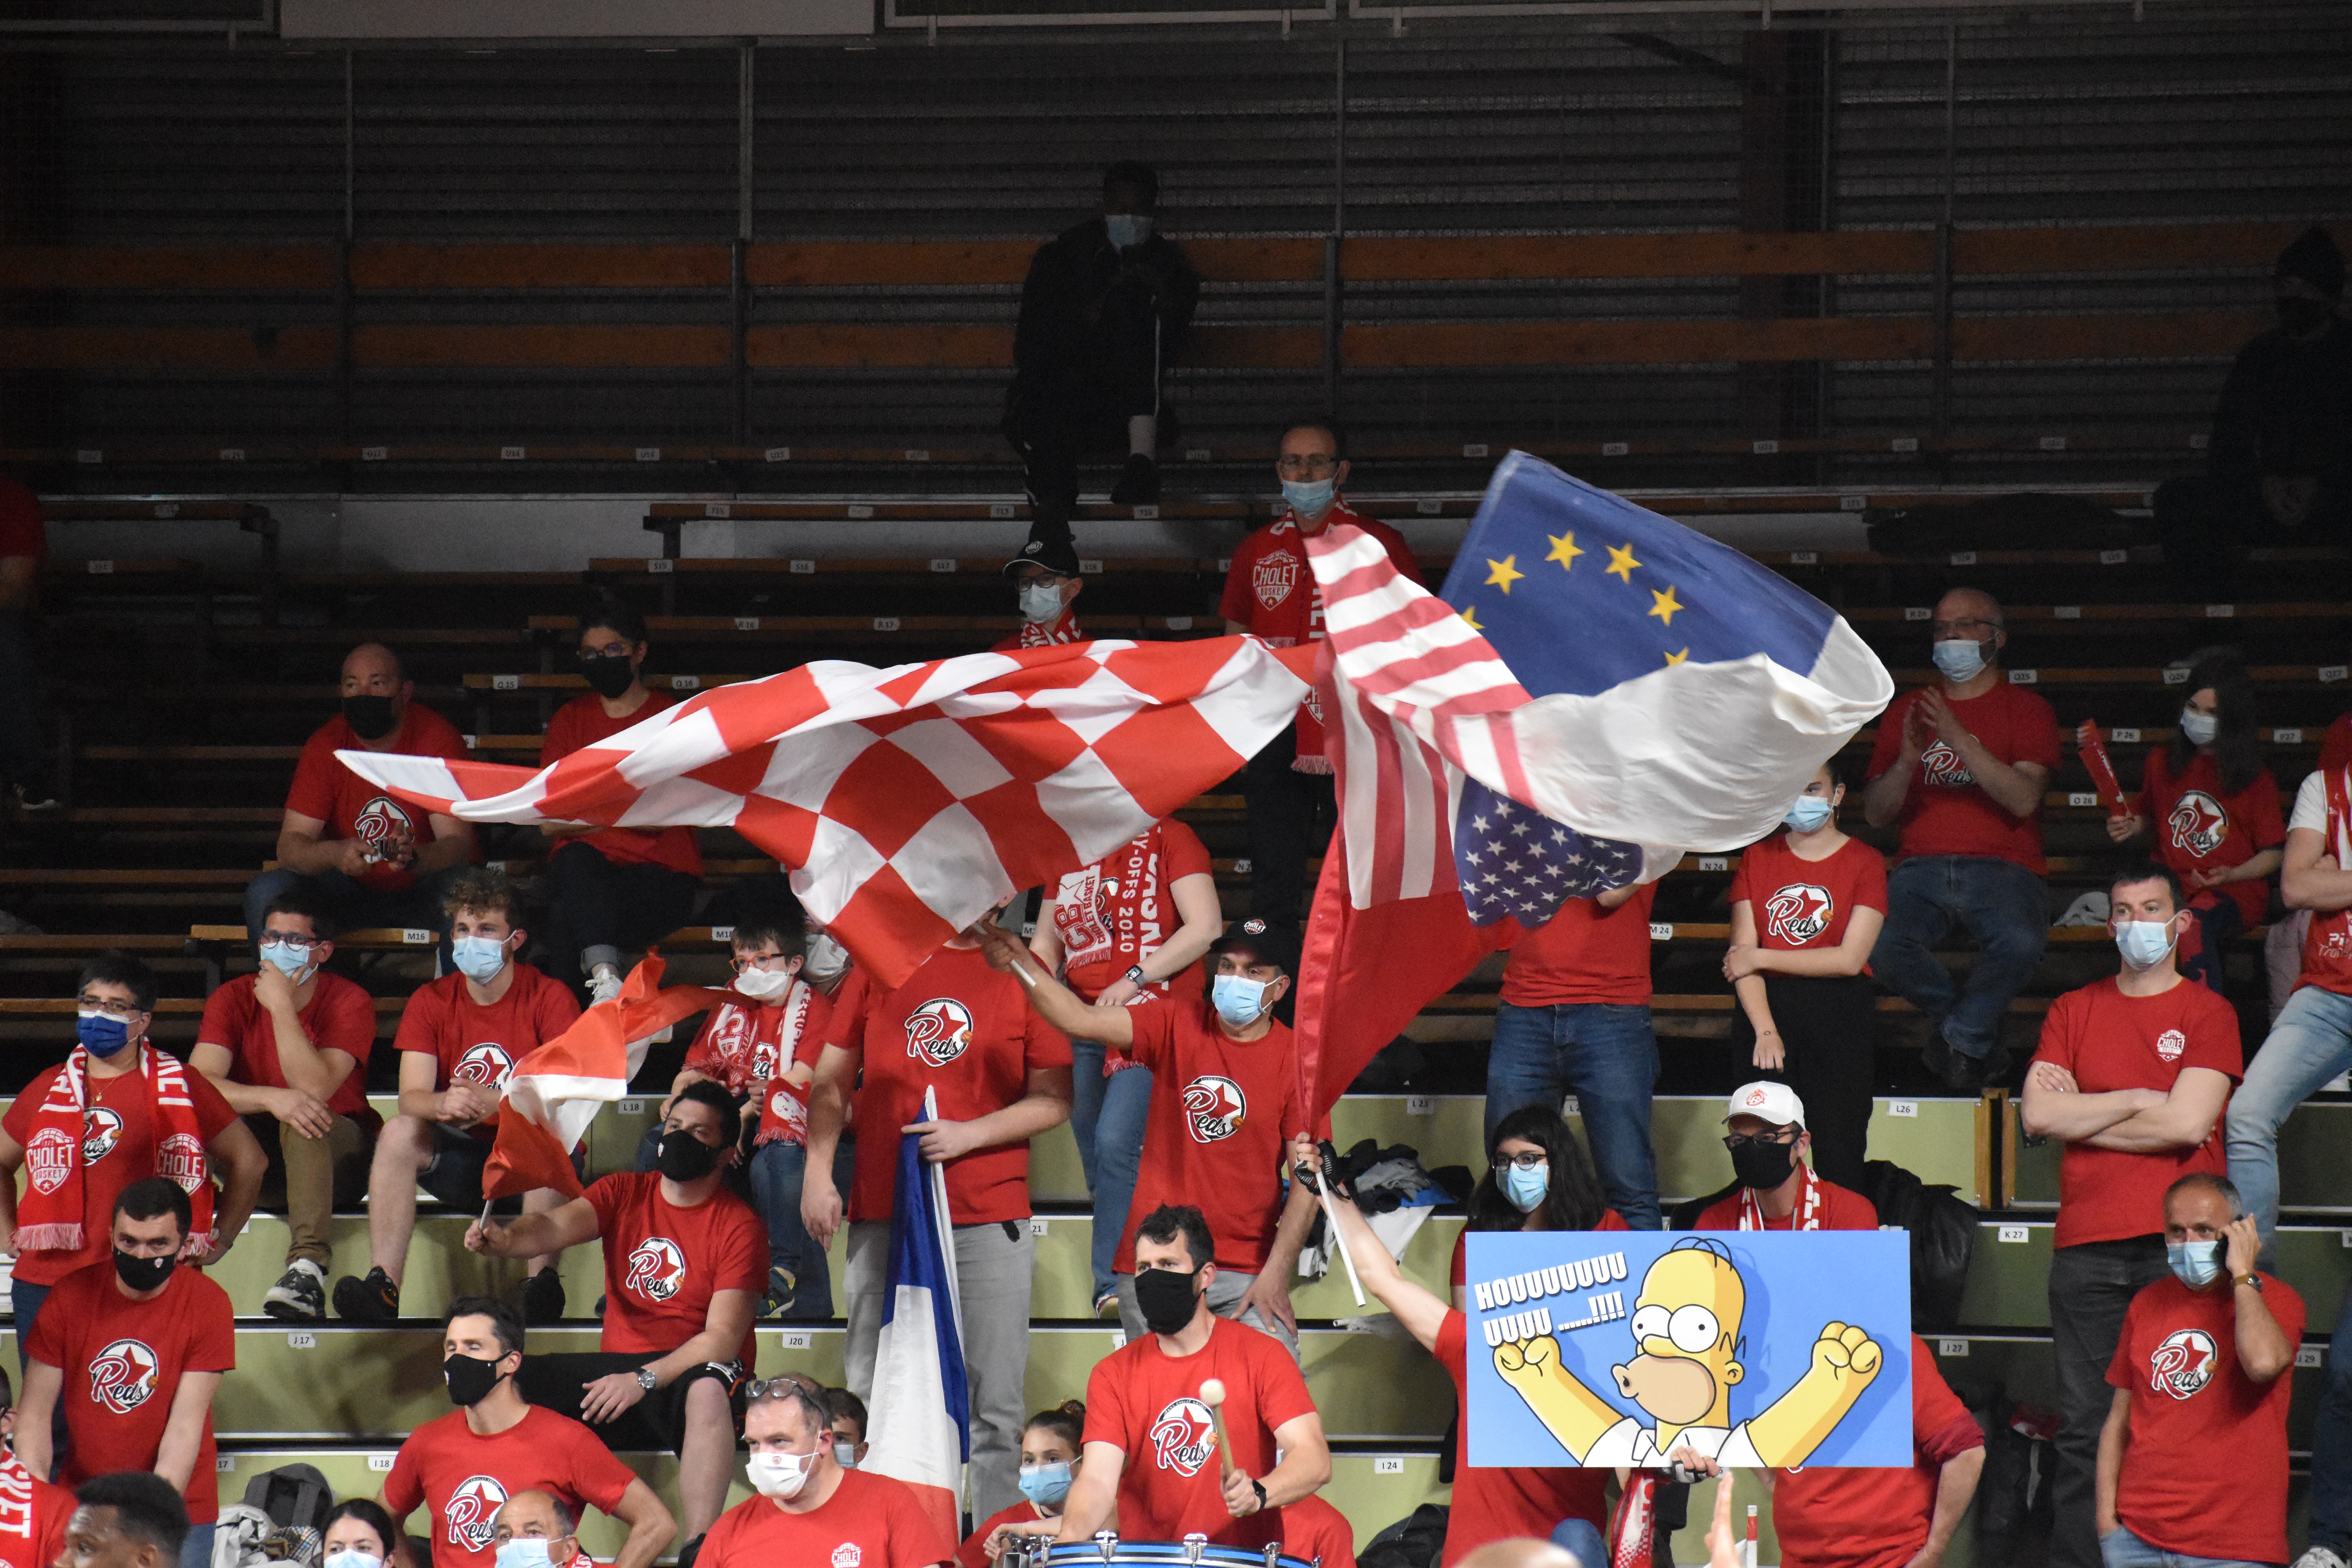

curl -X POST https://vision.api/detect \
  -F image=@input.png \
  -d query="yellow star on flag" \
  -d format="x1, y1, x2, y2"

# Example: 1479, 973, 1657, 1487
1648, 585, 1683, 626
1605, 543, 1641, 582
1664, 647, 1689, 666
1461, 605, 1483, 632
1545, 532, 1584, 572
1485, 555, 1525, 595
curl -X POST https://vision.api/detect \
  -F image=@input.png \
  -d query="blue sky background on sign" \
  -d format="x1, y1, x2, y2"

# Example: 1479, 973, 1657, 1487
1463, 1229, 1913, 1469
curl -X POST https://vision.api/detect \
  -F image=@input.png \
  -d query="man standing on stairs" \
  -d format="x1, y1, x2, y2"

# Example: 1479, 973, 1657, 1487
246, 642, 477, 943
1220, 416, 1423, 922
2020, 862, 2241, 1568
334, 869, 580, 1326
1863, 586, 2060, 1092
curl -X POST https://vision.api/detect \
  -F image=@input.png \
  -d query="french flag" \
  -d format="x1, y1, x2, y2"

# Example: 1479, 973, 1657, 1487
863, 1087, 970, 1541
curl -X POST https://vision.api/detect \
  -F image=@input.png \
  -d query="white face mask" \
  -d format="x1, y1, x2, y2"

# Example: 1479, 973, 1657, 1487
733, 964, 794, 1001
1018, 581, 1064, 625
749, 1448, 819, 1500
801, 932, 849, 984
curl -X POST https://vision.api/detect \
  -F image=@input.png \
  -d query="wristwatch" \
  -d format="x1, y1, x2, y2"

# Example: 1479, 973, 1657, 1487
2236, 1272, 2264, 1292
1249, 1479, 1268, 1514
1123, 965, 1148, 986
635, 1367, 659, 1392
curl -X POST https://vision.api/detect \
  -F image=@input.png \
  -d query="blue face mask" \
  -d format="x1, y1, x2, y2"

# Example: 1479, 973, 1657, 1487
451, 935, 510, 986
1211, 974, 1269, 1028
1931, 638, 1988, 682
323, 1553, 380, 1568
2167, 1238, 2226, 1290
1104, 214, 1152, 250
2115, 919, 2177, 971
1784, 795, 1834, 833
1019, 1460, 1074, 1508
76, 1009, 133, 1058
493, 1542, 556, 1568
1502, 1161, 1548, 1214
2179, 708, 2219, 747
259, 940, 312, 980
1281, 477, 1337, 520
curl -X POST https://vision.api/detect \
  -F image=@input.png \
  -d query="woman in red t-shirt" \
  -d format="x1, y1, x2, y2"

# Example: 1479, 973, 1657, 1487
1724, 759, 1889, 1193
958, 1402, 1085, 1564
2107, 648, 2284, 995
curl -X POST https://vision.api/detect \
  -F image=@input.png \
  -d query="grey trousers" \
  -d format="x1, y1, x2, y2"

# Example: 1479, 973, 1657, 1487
1114, 1267, 1301, 1357
845, 1217, 1035, 1520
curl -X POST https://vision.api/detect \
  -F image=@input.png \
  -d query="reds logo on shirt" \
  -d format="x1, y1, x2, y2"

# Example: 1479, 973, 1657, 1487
1919, 740, 1976, 788
2167, 791, 2229, 858
1763, 884, 1835, 945
88, 1339, 160, 1414
1181, 1076, 1247, 1144
904, 998, 975, 1067
452, 1042, 515, 1088
2155, 1028, 2187, 1063
24, 1127, 73, 1196
829, 1547, 862, 1568
81, 1107, 123, 1166
1148, 1396, 1219, 1475
352, 795, 416, 858
2149, 1328, 2219, 1400
624, 1237, 688, 1302
1252, 550, 1299, 611
443, 1476, 509, 1551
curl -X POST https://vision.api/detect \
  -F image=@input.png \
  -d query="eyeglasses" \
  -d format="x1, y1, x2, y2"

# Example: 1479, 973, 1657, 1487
1722, 1129, 1799, 1151
260, 933, 324, 953
76, 995, 145, 1019
1495, 1152, 1548, 1171
1929, 618, 2000, 638
1276, 454, 1339, 477
731, 953, 791, 974
746, 1376, 817, 1401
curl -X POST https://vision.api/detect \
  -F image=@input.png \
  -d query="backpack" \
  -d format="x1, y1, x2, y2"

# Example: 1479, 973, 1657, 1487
1859, 1159, 1980, 1332
213, 1463, 334, 1568
1356, 1503, 1449, 1568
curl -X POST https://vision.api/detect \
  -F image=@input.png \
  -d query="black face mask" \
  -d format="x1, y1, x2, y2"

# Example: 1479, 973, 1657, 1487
579, 652, 637, 700
1132, 1265, 1202, 1336
1730, 1138, 1798, 1192
342, 694, 398, 741
444, 1352, 509, 1408
113, 1249, 174, 1292
655, 1130, 721, 1183
2279, 296, 2334, 336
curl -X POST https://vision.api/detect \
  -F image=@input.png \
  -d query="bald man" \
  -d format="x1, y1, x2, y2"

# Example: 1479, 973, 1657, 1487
245, 641, 478, 940
490, 1491, 586, 1568
1862, 586, 2060, 1093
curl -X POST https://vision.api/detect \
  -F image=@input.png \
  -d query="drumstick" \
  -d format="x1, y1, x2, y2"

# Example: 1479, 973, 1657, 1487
1200, 1377, 1238, 1481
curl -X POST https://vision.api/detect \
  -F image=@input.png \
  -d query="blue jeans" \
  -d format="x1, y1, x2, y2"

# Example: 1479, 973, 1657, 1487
2098, 1524, 2265, 1568
2227, 983, 2352, 1263
2050, 1238, 2171, 1568
1870, 855, 2049, 1060
180, 1524, 214, 1568
1069, 1041, 1155, 1303
1485, 1001, 1662, 1230
2309, 1279, 2352, 1558
10, 1279, 49, 1374
748, 1137, 855, 1319
1552, 1518, 1606, 1567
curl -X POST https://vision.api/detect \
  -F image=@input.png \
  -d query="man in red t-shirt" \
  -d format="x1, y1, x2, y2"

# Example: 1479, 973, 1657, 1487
1220, 416, 1423, 922
17, 1180, 235, 1561
191, 884, 376, 1323
800, 915, 1073, 1515
1769, 1335, 1984, 1568
0, 952, 264, 1350
1026, 1205, 1330, 1556
2096, 1173, 2303, 1568
541, 597, 704, 1006
485, 1492, 586, 1568
2019, 863, 2241, 1568
0, 478, 54, 814
1862, 587, 2060, 1092
381, 1298, 672, 1568
984, 916, 1317, 1349
995, 530, 1086, 650
0, 1364, 72, 1568
700, 1382, 951, 1568
335, 869, 581, 1326
245, 642, 478, 942
1691, 1083, 1880, 1234
469, 1083, 764, 1550
1488, 884, 1666, 1232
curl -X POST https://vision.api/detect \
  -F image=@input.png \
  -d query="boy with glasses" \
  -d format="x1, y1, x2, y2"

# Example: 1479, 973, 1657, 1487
191, 886, 379, 1321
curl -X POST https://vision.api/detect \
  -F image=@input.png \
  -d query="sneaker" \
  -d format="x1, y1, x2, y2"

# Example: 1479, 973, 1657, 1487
332, 1266, 399, 1321
2293, 1549, 2348, 1568
588, 966, 623, 1007
9, 784, 58, 815
1941, 1043, 2013, 1094
1094, 1290, 1119, 1317
1109, 454, 1160, 506
522, 1268, 566, 1325
264, 1259, 327, 1321
762, 1266, 797, 1319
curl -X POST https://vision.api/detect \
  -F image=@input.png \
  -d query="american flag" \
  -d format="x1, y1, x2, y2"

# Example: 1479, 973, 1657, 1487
338, 637, 1314, 988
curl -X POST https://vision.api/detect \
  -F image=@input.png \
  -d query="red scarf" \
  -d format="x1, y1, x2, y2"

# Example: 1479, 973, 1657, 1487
1018, 610, 1083, 648
1737, 1161, 1823, 1230
2301, 767, 2352, 995
0, 1445, 56, 1568
694, 978, 815, 1097
16, 1046, 215, 1258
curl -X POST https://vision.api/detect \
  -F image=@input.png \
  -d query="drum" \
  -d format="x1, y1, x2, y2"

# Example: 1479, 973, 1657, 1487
1000, 1536, 1320, 1568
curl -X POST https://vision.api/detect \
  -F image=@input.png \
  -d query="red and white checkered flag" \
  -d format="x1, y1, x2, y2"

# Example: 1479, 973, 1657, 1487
339, 637, 1314, 987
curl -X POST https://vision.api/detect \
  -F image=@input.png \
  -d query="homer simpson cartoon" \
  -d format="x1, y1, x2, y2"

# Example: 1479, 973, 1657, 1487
1492, 1237, 1882, 1468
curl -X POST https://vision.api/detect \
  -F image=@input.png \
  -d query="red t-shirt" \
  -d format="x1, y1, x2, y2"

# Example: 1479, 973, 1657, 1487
1433, 1310, 1607, 1565
2107, 1274, 2306, 1564
1498, 885, 1659, 1007
1730, 835, 1887, 962
955, 1500, 1050, 1568
284, 703, 473, 892
2137, 748, 2285, 929
195, 971, 378, 1122
1693, 1174, 1880, 1232
828, 948, 1072, 1226
383, 1406, 638, 1568
1082, 1315, 1319, 1551
1, 1056, 238, 1286
393, 965, 581, 1140
0, 481, 47, 566
1050, 818, 1214, 1004
701, 1471, 953, 1568
0, 1458, 73, 1568
541, 692, 703, 877
684, 980, 833, 1098
1771, 1336, 1985, 1568
585, 1171, 766, 1367
25, 1261, 235, 1521
2031, 977, 2243, 1249
1866, 682, 2061, 871
1449, 1210, 1630, 1290
1113, 1000, 1307, 1276
1279, 1494, 1358, 1568
1220, 501, 1422, 649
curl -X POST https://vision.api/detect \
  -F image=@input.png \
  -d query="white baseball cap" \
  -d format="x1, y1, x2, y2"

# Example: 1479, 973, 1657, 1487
1725, 1080, 1807, 1130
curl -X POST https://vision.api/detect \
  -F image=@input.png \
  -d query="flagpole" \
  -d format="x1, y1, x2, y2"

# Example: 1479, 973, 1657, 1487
1308, 1161, 1363, 1307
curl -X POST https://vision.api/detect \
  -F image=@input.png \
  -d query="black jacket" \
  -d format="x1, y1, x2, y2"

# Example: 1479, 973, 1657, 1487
1009, 217, 1200, 391
2207, 315, 2352, 492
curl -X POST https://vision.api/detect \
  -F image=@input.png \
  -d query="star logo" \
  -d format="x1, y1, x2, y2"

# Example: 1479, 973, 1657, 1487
1648, 586, 1682, 626
1605, 543, 1641, 582
1485, 555, 1525, 594
2166, 790, 2229, 858
1664, 647, 1689, 666
1461, 605, 1482, 632
1546, 532, 1584, 572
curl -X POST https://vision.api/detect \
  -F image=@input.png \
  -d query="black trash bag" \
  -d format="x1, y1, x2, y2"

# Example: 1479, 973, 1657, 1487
1357, 1503, 1450, 1568
1974, 1397, 2060, 1552
1860, 1159, 1979, 1332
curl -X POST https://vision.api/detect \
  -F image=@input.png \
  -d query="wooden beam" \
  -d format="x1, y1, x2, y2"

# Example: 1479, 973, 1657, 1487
1949, 310, 2269, 361
0, 327, 340, 370
350, 243, 731, 290
1343, 316, 1932, 368
352, 324, 732, 370
0, 245, 336, 290
1953, 221, 2315, 276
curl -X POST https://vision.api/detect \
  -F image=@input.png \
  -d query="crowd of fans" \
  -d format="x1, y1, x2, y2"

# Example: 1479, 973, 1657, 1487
0, 174, 2347, 1568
